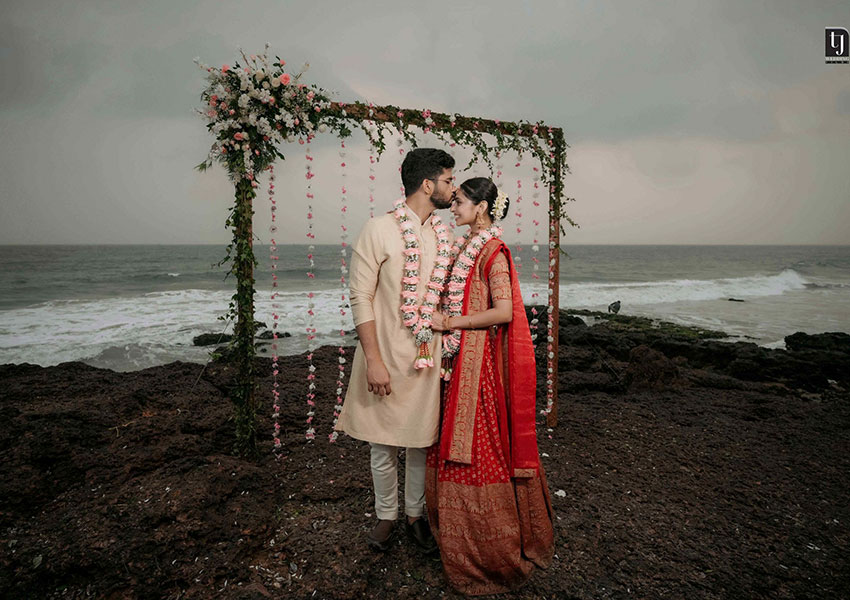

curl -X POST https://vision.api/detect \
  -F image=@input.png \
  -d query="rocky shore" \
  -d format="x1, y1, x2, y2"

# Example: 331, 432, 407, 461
1, 309, 848, 599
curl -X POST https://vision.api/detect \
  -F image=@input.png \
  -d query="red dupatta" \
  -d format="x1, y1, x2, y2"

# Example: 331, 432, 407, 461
439, 239, 541, 477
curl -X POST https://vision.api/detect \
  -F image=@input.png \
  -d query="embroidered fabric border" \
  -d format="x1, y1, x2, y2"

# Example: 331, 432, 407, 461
428, 475, 554, 595
447, 241, 502, 464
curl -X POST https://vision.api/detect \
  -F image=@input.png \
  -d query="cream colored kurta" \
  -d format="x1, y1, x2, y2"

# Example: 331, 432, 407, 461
336, 204, 449, 448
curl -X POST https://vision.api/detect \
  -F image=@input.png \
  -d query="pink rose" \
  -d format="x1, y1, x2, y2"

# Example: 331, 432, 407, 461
221, 64, 230, 73
279, 73, 291, 85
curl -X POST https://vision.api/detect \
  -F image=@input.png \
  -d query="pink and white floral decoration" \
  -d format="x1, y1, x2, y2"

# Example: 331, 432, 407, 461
514, 164, 524, 278
530, 166, 542, 347
329, 141, 349, 441
268, 165, 283, 450
304, 138, 318, 440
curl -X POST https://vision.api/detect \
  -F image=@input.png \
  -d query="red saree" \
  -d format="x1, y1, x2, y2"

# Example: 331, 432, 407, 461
426, 239, 554, 596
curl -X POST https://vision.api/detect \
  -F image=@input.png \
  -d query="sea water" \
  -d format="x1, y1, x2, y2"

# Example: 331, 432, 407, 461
1, 244, 847, 371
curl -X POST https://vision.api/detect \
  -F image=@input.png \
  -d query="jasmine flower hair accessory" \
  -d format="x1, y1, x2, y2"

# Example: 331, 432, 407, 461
492, 189, 509, 221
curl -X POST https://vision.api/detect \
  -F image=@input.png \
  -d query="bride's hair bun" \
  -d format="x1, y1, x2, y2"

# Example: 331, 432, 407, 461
459, 177, 510, 221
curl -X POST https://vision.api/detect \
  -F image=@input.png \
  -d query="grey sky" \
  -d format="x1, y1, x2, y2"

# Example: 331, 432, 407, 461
1, 0, 848, 245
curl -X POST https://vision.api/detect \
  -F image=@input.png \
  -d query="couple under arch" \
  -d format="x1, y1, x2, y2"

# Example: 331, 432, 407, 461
335, 148, 554, 596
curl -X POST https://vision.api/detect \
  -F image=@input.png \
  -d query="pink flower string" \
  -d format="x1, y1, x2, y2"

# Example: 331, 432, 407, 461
330, 140, 349, 441
304, 139, 317, 440
368, 152, 376, 219
544, 129, 556, 415
268, 164, 283, 451
530, 166, 542, 350
397, 136, 406, 196
494, 151, 503, 194
514, 162, 524, 277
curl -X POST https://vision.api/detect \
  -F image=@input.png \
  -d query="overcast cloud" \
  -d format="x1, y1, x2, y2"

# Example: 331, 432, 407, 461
1, 0, 848, 245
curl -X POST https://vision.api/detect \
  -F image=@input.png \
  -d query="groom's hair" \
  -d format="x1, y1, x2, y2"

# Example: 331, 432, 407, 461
401, 148, 455, 196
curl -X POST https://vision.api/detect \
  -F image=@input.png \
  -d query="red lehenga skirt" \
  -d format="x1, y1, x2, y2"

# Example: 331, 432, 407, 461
426, 336, 554, 596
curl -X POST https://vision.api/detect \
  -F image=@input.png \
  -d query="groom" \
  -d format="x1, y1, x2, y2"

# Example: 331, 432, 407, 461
335, 148, 456, 552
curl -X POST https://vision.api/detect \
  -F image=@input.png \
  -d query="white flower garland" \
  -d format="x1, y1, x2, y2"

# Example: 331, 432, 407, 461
392, 199, 453, 368
442, 223, 504, 360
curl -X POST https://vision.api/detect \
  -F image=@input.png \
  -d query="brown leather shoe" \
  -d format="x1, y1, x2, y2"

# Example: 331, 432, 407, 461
405, 517, 438, 555
367, 519, 396, 552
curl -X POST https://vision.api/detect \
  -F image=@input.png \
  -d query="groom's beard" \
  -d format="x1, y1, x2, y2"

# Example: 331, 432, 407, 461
430, 191, 452, 210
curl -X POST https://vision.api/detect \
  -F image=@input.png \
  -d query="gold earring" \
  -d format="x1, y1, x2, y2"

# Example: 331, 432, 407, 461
475, 212, 486, 228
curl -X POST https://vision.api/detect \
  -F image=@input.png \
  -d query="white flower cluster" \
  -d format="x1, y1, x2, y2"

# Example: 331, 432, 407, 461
196, 47, 339, 181
492, 189, 509, 221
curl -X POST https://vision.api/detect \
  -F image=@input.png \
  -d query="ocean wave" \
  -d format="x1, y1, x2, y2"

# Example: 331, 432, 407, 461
0, 288, 356, 367
0, 269, 839, 368
562, 269, 811, 308
803, 282, 848, 290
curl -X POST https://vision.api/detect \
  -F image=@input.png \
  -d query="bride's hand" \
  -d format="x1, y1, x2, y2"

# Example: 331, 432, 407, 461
431, 311, 449, 332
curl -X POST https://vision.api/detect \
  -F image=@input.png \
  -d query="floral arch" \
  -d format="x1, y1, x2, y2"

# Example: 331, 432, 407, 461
195, 47, 572, 457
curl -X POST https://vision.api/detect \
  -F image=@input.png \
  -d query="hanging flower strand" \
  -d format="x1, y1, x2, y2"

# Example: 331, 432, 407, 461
514, 163, 523, 277
531, 166, 542, 348
544, 128, 557, 416
304, 138, 317, 440
269, 164, 282, 451
330, 141, 349, 441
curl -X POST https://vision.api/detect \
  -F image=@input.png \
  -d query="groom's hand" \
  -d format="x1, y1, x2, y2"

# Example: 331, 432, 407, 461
367, 360, 392, 397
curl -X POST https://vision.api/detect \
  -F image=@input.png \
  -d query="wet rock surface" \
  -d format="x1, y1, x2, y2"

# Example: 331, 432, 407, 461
2, 309, 849, 599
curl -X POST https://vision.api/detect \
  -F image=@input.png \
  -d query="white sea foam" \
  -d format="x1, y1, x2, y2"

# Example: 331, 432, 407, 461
559, 269, 809, 309
0, 287, 352, 370
0, 268, 839, 371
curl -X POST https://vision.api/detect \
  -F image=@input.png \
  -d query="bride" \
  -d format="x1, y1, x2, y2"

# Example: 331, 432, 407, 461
428, 177, 554, 595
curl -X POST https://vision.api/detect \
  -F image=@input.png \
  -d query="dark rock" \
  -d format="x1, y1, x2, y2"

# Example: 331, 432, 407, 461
193, 333, 233, 346
562, 315, 587, 327
257, 330, 292, 340
625, 345, 682, 391
785, 332, 850, 354
728, 298, 745, 302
